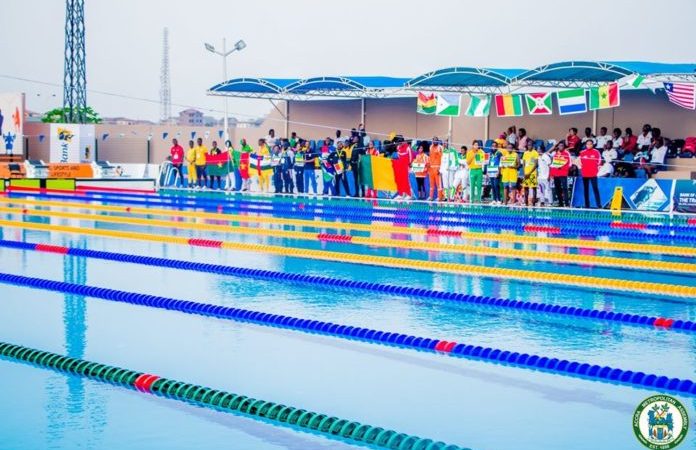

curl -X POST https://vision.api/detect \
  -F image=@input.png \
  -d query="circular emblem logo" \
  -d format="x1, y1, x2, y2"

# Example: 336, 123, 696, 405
633, 395, 689, 449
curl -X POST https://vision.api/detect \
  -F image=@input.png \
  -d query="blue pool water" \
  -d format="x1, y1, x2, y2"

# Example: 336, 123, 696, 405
0, 192, 695, 450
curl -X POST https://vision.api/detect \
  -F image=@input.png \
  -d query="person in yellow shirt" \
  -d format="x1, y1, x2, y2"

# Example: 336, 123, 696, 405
185, 140, 197, 188
194, 137, 208, 189
500, 143, 519, 205
466, 140, 485, 203
253, 138, 272, 192
521, 139, 539, 206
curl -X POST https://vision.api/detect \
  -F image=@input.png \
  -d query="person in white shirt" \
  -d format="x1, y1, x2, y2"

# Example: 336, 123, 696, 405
598, 141, 617, 177
265, 129, 278, 148
595, 127, 611, 150
648, 137, 667, 174
334, 129, 346, 147
506, 126, 518, 147
581, 127, 596, 146
537, 145, 552, 206
637, 124, 653, 150
611, 128, 623, 150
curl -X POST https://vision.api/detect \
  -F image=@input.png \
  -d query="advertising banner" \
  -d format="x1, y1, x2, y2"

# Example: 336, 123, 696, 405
672, 180, 696, 213
572, 178, 674, 212
49, 123, 95, 163
0, 93, 25, 155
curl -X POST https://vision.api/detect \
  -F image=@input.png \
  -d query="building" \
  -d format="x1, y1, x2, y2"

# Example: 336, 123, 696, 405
177, 108, 203, 126
102, 116, 155, 125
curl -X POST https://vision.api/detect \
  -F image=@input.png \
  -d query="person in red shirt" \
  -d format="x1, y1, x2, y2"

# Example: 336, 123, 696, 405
169, 138, 184, 185
549, 141, 571, 207
565, 127, 580, 153
623, 127, 638, 154
579, 140, 602, 208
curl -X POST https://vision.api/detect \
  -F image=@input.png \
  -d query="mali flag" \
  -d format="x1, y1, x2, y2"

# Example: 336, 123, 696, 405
360, 155, 397, 192
589, 82, 620, 110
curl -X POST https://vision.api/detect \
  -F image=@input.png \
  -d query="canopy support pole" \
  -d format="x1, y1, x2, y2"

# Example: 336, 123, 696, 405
447, 116, 453, 142
484, 113, 490, 141
361, 99, 366, 127
592, 109, 598, 134
285, 101, 289, 138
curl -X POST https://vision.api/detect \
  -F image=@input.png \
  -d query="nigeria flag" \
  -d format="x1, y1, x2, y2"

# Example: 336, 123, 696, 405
464, 95, 491, 117
435, 94, 461, 116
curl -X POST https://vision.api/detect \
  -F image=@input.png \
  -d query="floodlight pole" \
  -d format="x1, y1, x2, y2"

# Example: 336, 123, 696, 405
205, 37, 246, 142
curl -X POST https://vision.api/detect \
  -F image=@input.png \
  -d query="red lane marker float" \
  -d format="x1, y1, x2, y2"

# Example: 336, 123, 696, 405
76, 185, 156, 194
434, 340, 457, 353
654, 318, 675, 329
317, 233, 353, 243
688, 218, 696, 225
133, 374, 160, 393
610, 221, 648, 230
34, 244, 70, 254
188, 238, 223, 248
425, 228, 461, 237
523, 225, 561, 234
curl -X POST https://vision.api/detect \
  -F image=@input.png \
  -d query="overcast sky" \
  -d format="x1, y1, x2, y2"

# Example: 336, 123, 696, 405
1, 0, 694, 121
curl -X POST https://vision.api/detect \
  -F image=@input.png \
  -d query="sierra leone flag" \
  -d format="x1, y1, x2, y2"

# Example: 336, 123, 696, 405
556, 88, 587, 115
464, 95, 491, 117
525, 92, 553, 115
435, 94, 461, 117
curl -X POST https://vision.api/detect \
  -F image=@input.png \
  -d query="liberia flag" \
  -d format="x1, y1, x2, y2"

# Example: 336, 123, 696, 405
664, 82, 696, 110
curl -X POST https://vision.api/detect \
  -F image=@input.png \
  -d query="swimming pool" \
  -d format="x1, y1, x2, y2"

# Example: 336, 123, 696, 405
0, 188, 695, 450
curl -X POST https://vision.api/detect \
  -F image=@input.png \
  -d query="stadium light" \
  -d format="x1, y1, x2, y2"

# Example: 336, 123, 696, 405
205, 37, 247, 141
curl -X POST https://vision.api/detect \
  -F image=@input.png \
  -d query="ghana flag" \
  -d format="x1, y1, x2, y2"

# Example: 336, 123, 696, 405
205, 151, 232, 176
359, 155, 398, 192
416, 92, 437, 115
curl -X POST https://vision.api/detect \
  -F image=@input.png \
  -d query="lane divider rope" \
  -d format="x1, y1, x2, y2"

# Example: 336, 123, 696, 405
0, 342, 467, 450
1, 218, 695, 298
0, 244, 691, 331
4, 204, 695, 275
7, 190, 695, 243
2, 196, 694, 257
1, 278, 695, 396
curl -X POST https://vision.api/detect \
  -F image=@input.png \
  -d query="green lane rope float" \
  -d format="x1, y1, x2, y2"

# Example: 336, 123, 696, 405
0, 342, 467, 450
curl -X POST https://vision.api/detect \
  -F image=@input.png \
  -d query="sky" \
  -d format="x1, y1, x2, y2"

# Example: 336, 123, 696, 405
1, 0, 694, 122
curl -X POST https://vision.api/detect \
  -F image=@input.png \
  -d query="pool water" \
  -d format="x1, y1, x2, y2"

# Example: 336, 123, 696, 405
0, 191, 695, 450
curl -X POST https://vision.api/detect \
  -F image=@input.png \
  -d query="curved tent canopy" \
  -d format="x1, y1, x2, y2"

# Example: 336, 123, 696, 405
510, 61, 633, 88
405, 67, 525, 93
284, 76, 409, 97
607, 61, 696, 81
208, 77, 298, 99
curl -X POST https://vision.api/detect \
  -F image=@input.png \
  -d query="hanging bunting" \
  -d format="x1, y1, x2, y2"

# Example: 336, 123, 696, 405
102, 133, 109, 141
191, 131, 196, 139
38, 135, 45, 142
218, 130, 224, 138
162, 132, 169, 140
204, 131, 210, 139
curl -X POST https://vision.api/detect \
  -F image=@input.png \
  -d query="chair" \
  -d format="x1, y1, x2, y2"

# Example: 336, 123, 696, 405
8, 163, 23, 178
533, 139, 544, 149
483, 139, 494, 151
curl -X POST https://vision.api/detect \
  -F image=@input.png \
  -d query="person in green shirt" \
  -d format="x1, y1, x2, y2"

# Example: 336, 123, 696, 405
466, 140, 486, 203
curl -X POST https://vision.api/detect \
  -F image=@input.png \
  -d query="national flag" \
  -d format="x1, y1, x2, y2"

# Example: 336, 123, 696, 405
321, 159, 336, 182
435, 94, 461, 116
416, 92, 436, 115
391, 157, 412, 196
630, 75, 645, 88
494, 94, 523, 117
525, 93, 553, 115
239, 152, 250, 179
556, 88, 587, 115
464, 95, 491, 117
205, 151, 232, 176
360, 155, 397, 192
663, 82, 696, 110
589, 83, 620, 110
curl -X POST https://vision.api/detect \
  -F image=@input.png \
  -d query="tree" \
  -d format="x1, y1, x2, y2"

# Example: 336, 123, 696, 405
41, 106, 102, 124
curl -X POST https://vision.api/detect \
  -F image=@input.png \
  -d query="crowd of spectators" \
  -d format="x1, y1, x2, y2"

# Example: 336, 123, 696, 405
167, 122, 681, 208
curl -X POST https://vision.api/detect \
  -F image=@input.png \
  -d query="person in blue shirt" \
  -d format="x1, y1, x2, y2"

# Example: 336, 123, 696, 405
303, 142, 318, 195
486, 142, 503, 204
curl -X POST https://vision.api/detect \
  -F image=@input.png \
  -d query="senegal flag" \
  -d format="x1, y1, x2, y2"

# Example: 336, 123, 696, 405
360, 155, 397, 192
416, 92, 436, 115
589, 82, 620, 110
205, 151, 232, 177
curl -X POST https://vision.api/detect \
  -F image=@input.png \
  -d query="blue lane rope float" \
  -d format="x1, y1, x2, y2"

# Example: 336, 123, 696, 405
6, 191, 696, 243
1, 273, 694, 396
0, 241, 693, 331
0, 342, 467, 450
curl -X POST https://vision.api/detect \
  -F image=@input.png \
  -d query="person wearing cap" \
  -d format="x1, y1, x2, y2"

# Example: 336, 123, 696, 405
428, 138, 443, 201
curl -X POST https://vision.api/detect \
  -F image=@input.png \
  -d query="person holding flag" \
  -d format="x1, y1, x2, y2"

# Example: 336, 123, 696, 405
233, 138, 253, 191
206, 140, 227, 190
194, 137, 209, 189
303, 141, 319, 195
334, 141, 351, 196
466, 141, 485, 203
451, 145, 469, 202
394, 138, 414, 200
364, 141, 380, 198
440, 140, 459, 202
321, 147, 338, 196
251, 138, 273, 192
223, 140, 235, 191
